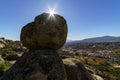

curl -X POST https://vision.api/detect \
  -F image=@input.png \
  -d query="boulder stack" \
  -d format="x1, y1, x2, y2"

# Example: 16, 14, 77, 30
2, 13, 67, 80
2, 13, 94, 80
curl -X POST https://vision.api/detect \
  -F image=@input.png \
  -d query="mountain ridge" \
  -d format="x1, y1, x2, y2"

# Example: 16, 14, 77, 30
80, 36, 120, 42
66, 36, 120, 45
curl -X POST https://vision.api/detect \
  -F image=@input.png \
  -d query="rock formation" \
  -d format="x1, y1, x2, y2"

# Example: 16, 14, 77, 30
21, 13, 67, 50
3, 50, 67, 80
63, 58, 94, 80
2, 13, 67, 80
2, 13, 95, 80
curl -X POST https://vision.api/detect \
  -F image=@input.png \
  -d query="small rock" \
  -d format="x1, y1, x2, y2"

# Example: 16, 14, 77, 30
92, 74, 104, 80
0, 38, 6, 49
0, 55, 4, 65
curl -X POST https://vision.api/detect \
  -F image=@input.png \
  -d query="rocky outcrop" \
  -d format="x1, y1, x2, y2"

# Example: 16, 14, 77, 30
2, 13, 96, 80
2, 13, 67, 80
63, 58, 94, 80
3, 50, 67, 80
21, 13, 68, 50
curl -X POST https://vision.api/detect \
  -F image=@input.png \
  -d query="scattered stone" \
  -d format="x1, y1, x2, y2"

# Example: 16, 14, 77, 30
21, 13, 68, 50
63, 58, 94, 80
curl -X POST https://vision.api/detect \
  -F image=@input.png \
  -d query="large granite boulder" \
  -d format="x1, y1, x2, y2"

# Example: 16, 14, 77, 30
63, 58, 94, 80
21, 13, 68, 50
2, 49, 67, 80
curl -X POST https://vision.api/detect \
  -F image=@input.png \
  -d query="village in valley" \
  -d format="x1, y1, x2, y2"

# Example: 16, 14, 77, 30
63, 42, 120, 61
62, 47, 120, 62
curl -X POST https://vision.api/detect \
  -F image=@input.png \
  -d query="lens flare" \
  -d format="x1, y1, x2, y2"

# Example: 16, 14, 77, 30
48, 7, 55, 17
47, 7, 58, 21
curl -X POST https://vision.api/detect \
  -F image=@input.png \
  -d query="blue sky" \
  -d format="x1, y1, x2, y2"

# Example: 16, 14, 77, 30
0, 0, 120, 40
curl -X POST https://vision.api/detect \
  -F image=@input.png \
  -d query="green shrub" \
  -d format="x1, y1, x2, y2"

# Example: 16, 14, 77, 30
0, 61, 12, 76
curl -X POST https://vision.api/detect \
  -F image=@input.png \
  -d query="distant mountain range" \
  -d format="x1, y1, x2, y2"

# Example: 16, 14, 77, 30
66, 36, 120, 44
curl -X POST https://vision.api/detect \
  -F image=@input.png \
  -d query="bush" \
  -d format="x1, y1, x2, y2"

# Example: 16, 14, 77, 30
0, 61, 12, 76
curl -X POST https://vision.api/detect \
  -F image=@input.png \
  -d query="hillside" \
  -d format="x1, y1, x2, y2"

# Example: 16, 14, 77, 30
0, 38, 27, 77
66, 36, 120, 46
0, 37, 120, 80
63, 41, 120, 80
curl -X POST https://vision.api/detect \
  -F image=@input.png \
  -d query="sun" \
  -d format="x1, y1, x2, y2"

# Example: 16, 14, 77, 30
49, 8, 55, 16
47, 7, 58, 20
48, 7, 56, 17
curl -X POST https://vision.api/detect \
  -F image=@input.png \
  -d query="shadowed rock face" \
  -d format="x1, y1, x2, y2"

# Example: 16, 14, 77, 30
2, 13, 96, 80
3, 50, 67, 80
2, 13, 67, 80
1, 12, 96, 80
21, 13, 68, 50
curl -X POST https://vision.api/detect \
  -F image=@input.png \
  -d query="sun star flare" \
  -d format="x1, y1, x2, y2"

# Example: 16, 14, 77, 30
48, 7, 56, 17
